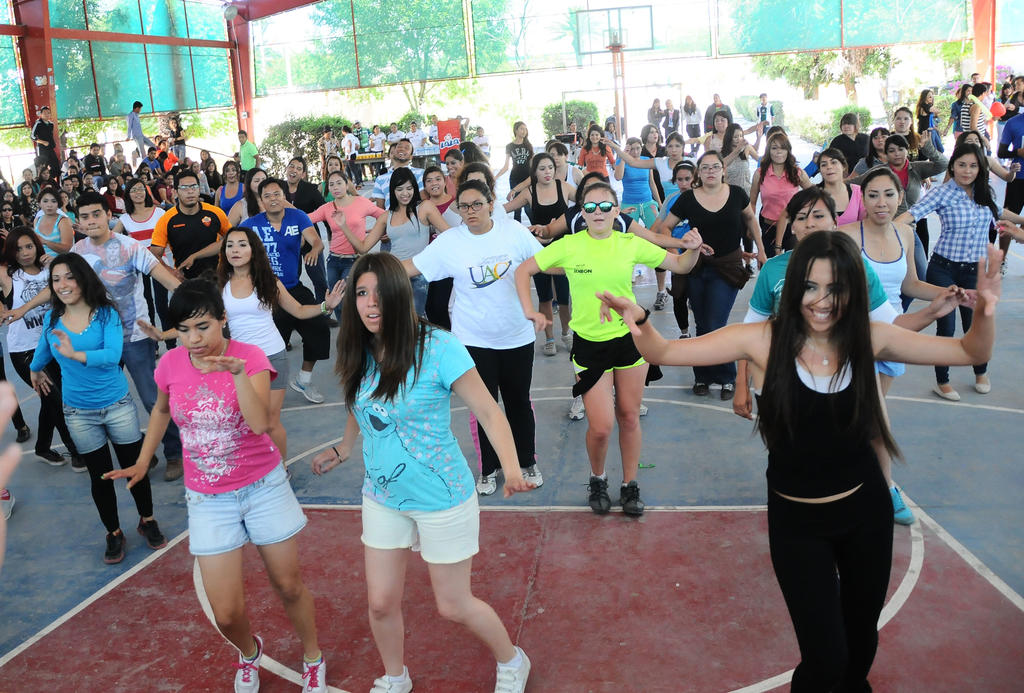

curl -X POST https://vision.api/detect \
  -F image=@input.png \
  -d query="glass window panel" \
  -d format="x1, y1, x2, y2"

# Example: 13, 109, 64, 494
0, 37, 23, 124
85, 0, 143, 34
185, 1, 228, 41
843, 0, 968, 47
189, 47, 233, 108
717, 0, 841, 54
91, 41, 149, 118
353, 0, 468, 83
51, 39, 98, 119
141, 0, 189, 38
49, 0, 87, 30
998, 0, 1024, 45
0, 0, 12, 24
147, 44, 197, 111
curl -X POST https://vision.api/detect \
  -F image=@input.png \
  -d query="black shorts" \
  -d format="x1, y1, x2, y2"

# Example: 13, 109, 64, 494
533, 272, 570, 304
272, 284, 331, 363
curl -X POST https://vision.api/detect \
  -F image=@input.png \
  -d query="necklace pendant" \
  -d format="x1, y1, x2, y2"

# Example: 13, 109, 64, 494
822, 357, 829, 366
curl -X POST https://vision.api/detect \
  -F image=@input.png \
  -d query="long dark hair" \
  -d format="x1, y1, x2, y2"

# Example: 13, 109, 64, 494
864, 127, 890, 167
529, 153, 556, 187
3, 226, 44, 276
892, 107, 921, 151
216, 227, 280, 308
242, 168, 266, 218
123, 177, 155, 215
758, 133, 801, 186
203, 158, 222, 189
946, 142, 999, 217
510, 121, 533, 162
336, 252, 428, 409
720, 123, 747, 160
757, 231, 899, 458
582, 124, 607, 156
168, 278, 226, 326
388, 166, 421, 217
683, 96, 697, 114
574, 171, 610, 206
46, 253, 116, 328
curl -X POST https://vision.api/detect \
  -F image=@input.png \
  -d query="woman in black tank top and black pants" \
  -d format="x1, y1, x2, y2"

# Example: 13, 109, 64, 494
597, 231, 1003, 691
505, 154, 573, 353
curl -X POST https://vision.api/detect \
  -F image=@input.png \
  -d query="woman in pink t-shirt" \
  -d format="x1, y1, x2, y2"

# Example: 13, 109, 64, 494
108, 280, 329, 693
749, 132, 812, 258
309, 170, 385, 315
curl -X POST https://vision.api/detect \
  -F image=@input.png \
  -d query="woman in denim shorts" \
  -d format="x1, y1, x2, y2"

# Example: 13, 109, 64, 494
108, 279, 327, 693
29, 253, 165, 564
312, 253, 535, 693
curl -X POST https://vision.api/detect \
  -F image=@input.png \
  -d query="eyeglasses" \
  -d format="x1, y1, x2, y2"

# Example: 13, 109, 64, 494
456, 200, 488, 212
177, 184, 200, 191
582, 201, 615, 213
698, 164, 723, 173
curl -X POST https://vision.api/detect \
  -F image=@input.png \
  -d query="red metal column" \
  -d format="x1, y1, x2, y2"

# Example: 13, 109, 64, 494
972, 0, 997, 84
15, 0, 58, 140
228, 15, 254, 136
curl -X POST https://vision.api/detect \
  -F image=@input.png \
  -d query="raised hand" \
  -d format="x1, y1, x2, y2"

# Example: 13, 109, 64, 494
197, 355, 246, 375
136, 319, 165, 342
324, 280, 346, 311
50, 330, 74, 358
597, 291, 645, 336
976, 245, 1004, 317
679, 227, 704, 250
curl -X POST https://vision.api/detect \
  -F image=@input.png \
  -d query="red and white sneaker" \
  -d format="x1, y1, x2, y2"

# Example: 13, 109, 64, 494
1, 488, 14, 520
302, 654, 327, 693
234, 635, 262, 693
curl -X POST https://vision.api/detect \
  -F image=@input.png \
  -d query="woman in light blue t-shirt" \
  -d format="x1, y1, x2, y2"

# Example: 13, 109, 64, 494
312, 252, 534, 693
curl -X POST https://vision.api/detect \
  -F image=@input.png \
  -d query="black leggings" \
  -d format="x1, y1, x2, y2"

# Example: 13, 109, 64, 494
9, 350, 77, 456
0, 350, 27, 432
425, 277, 453, 330
466, 343, 535, 476
83, 439, 152, 533
768, 474, 894, 692
668, 272, 689, 332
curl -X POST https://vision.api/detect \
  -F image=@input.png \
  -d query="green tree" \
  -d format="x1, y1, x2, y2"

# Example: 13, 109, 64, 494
752, 48, 894, 103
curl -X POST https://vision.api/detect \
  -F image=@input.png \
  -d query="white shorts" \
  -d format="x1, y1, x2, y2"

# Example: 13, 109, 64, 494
361, 493, 479, 564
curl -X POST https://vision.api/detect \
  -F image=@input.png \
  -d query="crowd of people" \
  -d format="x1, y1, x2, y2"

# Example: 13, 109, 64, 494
0, 75, 1021, 692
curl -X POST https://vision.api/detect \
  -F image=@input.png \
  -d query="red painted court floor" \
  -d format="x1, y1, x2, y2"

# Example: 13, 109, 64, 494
1, 507, 1021, 692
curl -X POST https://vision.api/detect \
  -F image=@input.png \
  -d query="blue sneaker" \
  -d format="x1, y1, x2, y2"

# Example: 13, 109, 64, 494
890, 486, 915, 525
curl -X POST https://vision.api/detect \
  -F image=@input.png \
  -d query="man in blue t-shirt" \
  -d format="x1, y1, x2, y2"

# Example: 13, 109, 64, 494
240, 178, 330, 403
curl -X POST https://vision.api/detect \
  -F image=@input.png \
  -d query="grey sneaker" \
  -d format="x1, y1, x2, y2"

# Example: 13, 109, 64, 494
477, 472, 498, 496
290, 377, 325, 404
542, 339, 556, 356
653, 291, 668, 310
522, 464, 543, 488
568, 396, 585, 421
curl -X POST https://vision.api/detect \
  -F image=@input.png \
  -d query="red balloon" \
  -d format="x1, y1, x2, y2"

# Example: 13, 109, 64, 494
990, 101, 1007, 118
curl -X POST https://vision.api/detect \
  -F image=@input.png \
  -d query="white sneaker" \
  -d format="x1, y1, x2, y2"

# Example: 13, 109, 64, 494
1, 488, 13, 520
561, 332, 572, 350
477, 472, 498, 496
523, 464, 544, 488
542, 339, 557, 356
568, 396, 585, 421
370, 668, 413, 693
638, 403, 648, 417
234, 635, 262, 693
290, 377, 325, 404
494, 647, 531, 693
302, 654, 327, 693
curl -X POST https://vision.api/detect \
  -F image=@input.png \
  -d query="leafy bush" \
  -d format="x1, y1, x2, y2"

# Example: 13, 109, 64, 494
788, 105, 873, 149
541, 100, 599, 139
828, 105, 874, 135
396, 111, 432, 131
261, 114, 351, 177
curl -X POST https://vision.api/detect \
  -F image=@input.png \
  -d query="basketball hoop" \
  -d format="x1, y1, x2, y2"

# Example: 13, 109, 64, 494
604, 28, 627, 51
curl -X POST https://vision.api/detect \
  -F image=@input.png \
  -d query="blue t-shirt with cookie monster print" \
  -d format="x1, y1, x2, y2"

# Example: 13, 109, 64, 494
355, 328, 476, 511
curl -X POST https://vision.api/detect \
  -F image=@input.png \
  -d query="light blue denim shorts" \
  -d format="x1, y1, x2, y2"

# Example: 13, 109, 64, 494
185, 464, 307, 556
63, 393, 142, 454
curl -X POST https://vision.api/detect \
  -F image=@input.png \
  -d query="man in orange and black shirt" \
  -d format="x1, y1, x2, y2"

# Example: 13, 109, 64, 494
151, 169, 229, 279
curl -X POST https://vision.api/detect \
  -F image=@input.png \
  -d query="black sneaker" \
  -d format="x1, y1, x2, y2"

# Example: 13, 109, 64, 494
692, 382, 709, 396
104, 531, 126, 564
70, 456, 88, 473
721, 383, 735, 401
36, 449, 66, 466
137, 518, 167, 550
15, 426, 30, 443
588, 476, 611, 514
620, 481, 645, 517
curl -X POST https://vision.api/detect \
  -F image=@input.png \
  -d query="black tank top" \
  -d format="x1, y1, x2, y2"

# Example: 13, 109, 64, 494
756, 366, 878, 497
529, 181, 567, 226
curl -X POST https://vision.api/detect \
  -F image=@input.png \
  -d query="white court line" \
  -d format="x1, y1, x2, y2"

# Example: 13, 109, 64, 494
192, 560, 351, 693
0, 529, 189, 668
728, 520, 925, 693
886, 395, 1024, 416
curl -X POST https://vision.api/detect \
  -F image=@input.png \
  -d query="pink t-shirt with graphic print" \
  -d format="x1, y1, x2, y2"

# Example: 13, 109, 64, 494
154, 340, 280, 493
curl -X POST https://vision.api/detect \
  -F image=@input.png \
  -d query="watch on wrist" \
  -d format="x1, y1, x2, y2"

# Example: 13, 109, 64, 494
634, 307, 652, 326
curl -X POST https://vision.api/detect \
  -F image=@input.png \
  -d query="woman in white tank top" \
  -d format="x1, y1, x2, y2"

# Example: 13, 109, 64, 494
0, 227, 80, 465
141, 227, 344, 459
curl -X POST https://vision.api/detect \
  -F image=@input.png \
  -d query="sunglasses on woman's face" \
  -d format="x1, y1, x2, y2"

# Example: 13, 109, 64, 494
582, 201, 615, 213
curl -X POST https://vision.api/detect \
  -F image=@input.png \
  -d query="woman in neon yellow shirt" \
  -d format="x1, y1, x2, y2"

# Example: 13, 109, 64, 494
514, 182, 705, 517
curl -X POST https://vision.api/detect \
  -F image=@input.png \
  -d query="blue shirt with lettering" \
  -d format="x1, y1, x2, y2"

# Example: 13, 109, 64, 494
240, 208, 312, 288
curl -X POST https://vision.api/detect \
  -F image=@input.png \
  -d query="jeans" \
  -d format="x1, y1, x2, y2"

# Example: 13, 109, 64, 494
926, 254, 987, 384
63, 393, 142, 454
687, 264, 739, 384
122, 338, 182, 458
410, 274, 428, 317
171, 144, 186, 161
900, 231, 928, 312
133, 134, 157, 160
326, 254, 356, 319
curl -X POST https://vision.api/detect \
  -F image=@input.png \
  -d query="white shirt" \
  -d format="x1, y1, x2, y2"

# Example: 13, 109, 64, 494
407, 129, 428, 149
473, 135, 490, 155
412, 217, 542, 349
342, 133, 360, 156
222, 284, 287, 356
369, 132, 386, 152
386, 130, 406, 144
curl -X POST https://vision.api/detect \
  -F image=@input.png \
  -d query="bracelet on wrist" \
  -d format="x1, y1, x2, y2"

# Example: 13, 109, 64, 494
634, 307, 652, 326
332, 446, 342, 461
320, 301, 328, 315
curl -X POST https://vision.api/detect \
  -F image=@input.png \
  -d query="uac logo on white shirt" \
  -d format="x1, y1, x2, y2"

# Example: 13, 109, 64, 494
468, 260, 512, 288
